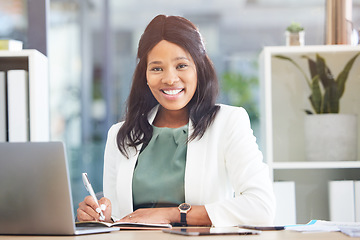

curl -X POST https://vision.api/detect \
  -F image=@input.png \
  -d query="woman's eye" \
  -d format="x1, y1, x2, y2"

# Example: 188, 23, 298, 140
177, 64, 188, 69
151, 67, 162, 72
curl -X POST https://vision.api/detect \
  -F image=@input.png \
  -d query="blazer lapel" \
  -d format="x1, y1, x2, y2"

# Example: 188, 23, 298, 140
116, 106, 159, 215
185, 120, 208, 205
116, 144, 139, 215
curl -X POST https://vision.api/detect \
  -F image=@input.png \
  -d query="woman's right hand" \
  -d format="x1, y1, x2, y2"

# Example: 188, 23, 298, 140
77, 196, 112, 222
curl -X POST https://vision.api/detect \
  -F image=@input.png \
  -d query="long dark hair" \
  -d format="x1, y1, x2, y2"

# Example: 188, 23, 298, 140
117, 15, 220, 157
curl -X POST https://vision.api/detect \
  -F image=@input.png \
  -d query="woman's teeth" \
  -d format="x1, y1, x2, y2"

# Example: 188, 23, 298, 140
163, 89, 182, 95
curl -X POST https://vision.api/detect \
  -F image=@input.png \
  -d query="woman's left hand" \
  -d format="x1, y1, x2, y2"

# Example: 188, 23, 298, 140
118, 207, 179, 224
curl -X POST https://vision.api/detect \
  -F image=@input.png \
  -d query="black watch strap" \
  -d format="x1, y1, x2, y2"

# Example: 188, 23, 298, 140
178, 203, 191, 226
180, 212, 187, 225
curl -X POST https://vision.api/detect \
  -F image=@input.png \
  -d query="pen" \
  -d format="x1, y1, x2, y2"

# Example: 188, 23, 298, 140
82, 172, 105, 221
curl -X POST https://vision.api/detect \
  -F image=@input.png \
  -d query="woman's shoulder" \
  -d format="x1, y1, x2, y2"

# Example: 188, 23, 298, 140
216, 104, 249, 118
213, 104, 251, 127
107, 121, 124, 137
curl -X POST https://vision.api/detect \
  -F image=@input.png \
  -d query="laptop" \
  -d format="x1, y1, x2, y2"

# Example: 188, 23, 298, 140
0, 142, 119, 235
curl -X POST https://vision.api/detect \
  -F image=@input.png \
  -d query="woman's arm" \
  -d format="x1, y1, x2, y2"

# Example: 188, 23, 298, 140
117, 205, 211, 226
205, 106, 275, 226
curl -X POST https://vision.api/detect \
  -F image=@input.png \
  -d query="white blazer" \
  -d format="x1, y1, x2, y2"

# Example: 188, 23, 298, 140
103, 104, 275, 227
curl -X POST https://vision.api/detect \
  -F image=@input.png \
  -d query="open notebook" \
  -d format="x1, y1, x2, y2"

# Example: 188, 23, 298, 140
76, 221, 171, 230
0, 142, 119, 235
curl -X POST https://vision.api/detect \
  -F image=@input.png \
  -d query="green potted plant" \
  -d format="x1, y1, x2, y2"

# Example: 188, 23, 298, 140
286, 22, 304, 33
275, 53, 359, 114
285, 22, 305, 46
275, 52, 360, 161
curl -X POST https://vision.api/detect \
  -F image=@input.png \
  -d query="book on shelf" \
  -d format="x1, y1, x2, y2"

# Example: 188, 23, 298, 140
273, 181, 296, 225
7, 69, 29, 142
0, 39, 23, 51
0, 71, 6, 141
355, 181, 360, 222
328, 180, 359, 222
76, 221, 172, 230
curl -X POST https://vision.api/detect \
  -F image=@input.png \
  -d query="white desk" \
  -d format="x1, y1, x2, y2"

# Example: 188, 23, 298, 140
0, 230, 358, 240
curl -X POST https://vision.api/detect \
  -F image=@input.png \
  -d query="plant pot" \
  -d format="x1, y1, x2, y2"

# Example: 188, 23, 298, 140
304, 114, 358, 161
285, 31, 305, 46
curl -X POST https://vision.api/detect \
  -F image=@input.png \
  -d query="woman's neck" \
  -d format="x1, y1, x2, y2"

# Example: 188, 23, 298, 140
152, 106, 189, 128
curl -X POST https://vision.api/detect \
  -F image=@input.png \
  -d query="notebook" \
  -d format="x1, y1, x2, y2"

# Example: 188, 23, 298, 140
0, 142, 119, 235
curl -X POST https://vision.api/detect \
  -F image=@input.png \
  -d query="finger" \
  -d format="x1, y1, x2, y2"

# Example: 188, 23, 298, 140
77, 208, 96, 222
84, 195, 100, 209
119, 212, 141, 223
80, 203, 101, 221
98, 197, 112, 221
83, 195, 103, 216
78, 198, 101, 221
98, 197, 111, 211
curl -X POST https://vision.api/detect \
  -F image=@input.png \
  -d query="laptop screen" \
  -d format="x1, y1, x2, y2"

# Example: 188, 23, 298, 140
0, 142, 76, 235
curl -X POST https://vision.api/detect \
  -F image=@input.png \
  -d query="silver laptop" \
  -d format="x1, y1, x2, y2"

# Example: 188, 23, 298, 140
0, 142, 119, 235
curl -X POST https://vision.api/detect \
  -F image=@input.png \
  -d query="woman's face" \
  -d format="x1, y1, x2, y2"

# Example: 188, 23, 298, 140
146, 40, 197, 112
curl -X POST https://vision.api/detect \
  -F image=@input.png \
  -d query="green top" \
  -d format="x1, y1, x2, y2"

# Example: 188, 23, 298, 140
132, 124, 188, 209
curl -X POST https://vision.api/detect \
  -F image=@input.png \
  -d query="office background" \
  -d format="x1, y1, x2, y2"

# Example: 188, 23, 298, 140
1, 0, 360, 214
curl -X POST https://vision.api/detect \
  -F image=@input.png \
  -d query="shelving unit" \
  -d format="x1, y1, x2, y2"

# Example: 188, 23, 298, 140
259, 45, 360, 224
272, 161, 360, 170
0, 50, 49, 141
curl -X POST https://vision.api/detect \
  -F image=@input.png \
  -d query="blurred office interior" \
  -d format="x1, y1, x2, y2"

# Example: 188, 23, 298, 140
1, 0, 359, 211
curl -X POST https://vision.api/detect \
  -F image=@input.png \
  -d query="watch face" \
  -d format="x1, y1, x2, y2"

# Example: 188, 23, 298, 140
179, 203, 191, 211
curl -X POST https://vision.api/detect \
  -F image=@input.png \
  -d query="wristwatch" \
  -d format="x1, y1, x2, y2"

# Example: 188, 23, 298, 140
178, 203, 191, 226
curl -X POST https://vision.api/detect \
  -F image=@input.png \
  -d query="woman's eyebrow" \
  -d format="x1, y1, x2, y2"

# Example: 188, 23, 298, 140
148, 56, 190, 66
148, 60, 162, 66
173, 56, 190, 62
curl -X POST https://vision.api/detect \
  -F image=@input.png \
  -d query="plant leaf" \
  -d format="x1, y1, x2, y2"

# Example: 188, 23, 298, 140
322, 81, 339, 113
274, 55, 311, 87
322, 88, 331, 114
329, 81, 339, 113
309, 75, 322, 114
316, 54, 335, 89
336, 52, 360, 99
301, 55, 317, 80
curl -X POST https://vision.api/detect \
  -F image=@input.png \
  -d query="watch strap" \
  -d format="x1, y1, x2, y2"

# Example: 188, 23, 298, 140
180, 212, 187, 225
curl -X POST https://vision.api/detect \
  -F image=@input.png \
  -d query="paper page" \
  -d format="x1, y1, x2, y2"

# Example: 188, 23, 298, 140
285, 220, 360, 232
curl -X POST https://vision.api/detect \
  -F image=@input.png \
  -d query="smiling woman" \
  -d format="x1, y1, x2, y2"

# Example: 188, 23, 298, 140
77, 14, 275, 228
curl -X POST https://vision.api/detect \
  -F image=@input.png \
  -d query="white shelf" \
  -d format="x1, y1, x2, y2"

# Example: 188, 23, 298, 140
272, 161, 360, 169
0, 50, 49, 141
259, 45, 360, 165
259, 45, 360, 55
259, 45, 360, 224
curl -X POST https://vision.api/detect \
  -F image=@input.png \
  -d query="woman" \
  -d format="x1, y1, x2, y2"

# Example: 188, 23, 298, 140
77, 14, 275, 227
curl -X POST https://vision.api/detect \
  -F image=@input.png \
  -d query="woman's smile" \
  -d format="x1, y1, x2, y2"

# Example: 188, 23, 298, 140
161, 88, 185, 100
161, 88, 184, 95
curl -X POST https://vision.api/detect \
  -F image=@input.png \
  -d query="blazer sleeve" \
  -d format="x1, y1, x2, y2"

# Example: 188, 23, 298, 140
103, 123, 122, 220
204, 107, 276, 227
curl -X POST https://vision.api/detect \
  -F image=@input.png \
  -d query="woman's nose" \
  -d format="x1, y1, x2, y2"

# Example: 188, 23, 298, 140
162, 69, 179, 85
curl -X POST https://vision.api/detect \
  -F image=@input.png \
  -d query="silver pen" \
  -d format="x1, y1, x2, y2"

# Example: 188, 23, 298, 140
82, 172, 105, 220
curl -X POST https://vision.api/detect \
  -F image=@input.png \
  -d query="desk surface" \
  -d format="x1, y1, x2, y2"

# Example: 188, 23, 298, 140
0, 229, 358, 240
